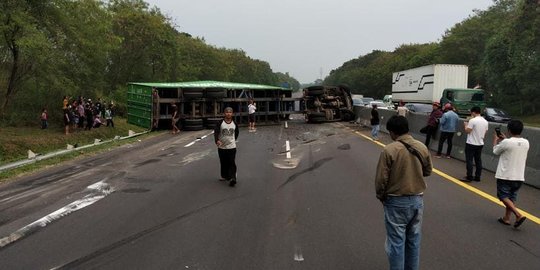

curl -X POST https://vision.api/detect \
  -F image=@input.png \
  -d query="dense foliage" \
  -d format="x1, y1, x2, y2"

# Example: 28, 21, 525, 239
325, 0, 539, 116
0, 0, 300, 126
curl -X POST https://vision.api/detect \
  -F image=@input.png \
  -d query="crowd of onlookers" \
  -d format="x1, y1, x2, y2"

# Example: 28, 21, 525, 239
57, 96, 115, 135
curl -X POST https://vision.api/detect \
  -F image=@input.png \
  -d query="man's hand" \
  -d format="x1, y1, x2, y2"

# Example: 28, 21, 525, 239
216, 140, 223, 147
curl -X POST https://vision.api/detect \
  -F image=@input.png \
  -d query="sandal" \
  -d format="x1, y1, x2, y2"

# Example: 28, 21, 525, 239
497, 218, 511, 226
514, 216, 527, 228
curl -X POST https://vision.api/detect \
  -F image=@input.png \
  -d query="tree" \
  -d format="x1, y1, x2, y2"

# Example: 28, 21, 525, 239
0, 0, 52, 117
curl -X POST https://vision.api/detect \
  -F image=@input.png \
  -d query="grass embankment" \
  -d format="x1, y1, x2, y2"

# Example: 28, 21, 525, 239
0, 118, 161, 182
521, 114, 540, 128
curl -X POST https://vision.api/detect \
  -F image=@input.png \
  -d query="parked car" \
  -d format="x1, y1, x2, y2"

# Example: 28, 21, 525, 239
361, 97, 374, 106
484, 107, 511, 123
404, 103, 433, 115
368, 101, 389, 110
352, 98, 364, 106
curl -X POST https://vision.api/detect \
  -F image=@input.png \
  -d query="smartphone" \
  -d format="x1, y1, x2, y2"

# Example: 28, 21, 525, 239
495, 126, 502, 137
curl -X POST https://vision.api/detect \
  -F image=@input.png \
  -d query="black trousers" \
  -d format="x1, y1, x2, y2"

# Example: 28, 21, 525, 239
437, 132, 454, 156
424, 125, 437, 146
465, 143, 483, 180
218, 148, 237, 180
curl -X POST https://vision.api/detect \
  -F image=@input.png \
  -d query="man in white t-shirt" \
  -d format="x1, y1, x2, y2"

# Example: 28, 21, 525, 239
248, 99, 257, 132
396, 100, 409, 117
214, 107, 240, 187
462, 106, 489, 182
493, 120, 529, 228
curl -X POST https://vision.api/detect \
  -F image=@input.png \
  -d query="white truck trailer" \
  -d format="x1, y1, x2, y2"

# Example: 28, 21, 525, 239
391, 64, 468, 104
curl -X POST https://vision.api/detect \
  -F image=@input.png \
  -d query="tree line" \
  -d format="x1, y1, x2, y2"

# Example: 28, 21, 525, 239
324, 0, 539, 116
0, 0, 300, 126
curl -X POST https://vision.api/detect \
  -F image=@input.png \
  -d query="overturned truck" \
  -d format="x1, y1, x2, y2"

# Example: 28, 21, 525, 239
303, 85, 354, 123
127, 81, 299, 130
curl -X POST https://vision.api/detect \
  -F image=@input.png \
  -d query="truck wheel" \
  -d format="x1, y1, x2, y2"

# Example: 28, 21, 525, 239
183, 125, 204, 131
205, 117, 222, 129
183, 88, 204, 99
307, 88, 325, 96
205, 88, 227, 99
308, 116, 326, 123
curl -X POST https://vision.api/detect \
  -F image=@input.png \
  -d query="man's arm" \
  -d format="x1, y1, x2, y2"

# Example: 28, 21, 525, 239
214, 120, 222, 144
234, 121, 239, 140
464, 121, 473, 133
375, 150, 391, 202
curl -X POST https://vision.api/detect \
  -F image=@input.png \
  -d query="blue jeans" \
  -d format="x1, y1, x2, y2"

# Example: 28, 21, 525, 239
371, 124, 380, 139
383, 195, 424, 270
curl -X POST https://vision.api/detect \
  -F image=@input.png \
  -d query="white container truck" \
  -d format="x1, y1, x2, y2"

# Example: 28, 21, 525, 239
392, 64, 486, 115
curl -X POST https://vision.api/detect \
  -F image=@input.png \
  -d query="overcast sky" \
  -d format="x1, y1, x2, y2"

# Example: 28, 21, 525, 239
144, 0, 494, 83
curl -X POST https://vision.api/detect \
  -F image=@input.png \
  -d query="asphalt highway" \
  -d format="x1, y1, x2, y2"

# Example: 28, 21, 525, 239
0, 120, 539, 269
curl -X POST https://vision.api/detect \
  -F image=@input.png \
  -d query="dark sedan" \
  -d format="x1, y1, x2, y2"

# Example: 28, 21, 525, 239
484, 107, 511, 123
404, 103, 433, 115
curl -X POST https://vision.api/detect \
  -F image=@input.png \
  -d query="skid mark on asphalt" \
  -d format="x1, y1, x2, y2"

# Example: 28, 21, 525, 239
50, 195, 245, 270
350, 128, 540, 226
510, 240, 540, 259
338, 143, 351, 150
177, 149, 212, 166
277, 157, 333, 190
0, 181, 114, 249
135, 158, 161, 167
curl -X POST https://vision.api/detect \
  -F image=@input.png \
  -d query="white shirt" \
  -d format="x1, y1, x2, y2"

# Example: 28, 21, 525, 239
493, 137, 529, 181
248, 104, 256, 114
218, 120, 237, 149
466, 116, 488, 145
397, 106, 409, 116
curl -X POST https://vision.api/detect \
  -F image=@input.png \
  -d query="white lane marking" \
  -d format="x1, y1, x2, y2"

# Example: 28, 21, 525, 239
294, 246, 304, 261
0, 181, 114, 248
285, 121, 288, 129
286, 140, 291, 159
184, 131, 214, 148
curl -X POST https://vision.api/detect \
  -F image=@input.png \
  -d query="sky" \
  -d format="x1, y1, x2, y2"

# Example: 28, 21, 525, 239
144, 0, 495, 83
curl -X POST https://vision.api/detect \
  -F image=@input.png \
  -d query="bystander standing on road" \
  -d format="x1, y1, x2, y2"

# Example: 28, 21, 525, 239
375, 115, 432, 270
214, 107, 240, 187
40, 108, 48, 129
105, 105, 114, 127
493, 120, 529, 228
248, 99, 257, 132
461, 106, 489, 182
436, 103, 459, 158
63, 107, 70, 135
371, 104, 380, 140
396, 100, 409, 117
423, 102, 442, 147
152, 88, 160, 131
171, 103, 180, 134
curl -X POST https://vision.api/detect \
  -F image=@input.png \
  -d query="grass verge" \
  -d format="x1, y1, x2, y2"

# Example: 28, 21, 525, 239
0, 118, 164, 183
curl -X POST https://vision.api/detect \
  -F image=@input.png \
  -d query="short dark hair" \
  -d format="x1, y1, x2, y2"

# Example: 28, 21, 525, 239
386, 115, 409, 136
507, 120, 524, 135
471, 106, 481, 114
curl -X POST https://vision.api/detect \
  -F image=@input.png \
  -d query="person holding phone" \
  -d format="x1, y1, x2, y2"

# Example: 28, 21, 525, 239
493, 120, 529, 228
461, 106, 488, 182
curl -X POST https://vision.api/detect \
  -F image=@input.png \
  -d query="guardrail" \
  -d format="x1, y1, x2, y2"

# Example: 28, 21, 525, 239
0, 130, 150, 173
354, 106, 540, 188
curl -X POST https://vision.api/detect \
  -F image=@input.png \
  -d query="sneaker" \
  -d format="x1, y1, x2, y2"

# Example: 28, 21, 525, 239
446, 155, 451, 159
473, 178, 481, 182
219, 178, 228, 181
460, 177, 473, 182
435, 155, 442, 159
229, 179, 237, 187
